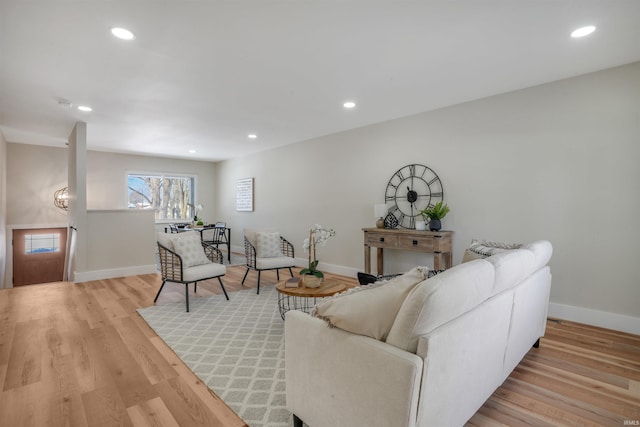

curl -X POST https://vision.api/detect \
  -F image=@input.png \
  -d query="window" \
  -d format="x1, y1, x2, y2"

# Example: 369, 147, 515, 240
127, 173, 196, 221
25, 233, 61, 254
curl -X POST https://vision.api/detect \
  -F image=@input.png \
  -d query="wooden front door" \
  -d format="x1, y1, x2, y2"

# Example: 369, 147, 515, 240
12, 227, 68, 286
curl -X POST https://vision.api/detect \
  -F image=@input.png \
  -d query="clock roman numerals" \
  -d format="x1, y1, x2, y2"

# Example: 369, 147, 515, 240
427, 176, 439, 186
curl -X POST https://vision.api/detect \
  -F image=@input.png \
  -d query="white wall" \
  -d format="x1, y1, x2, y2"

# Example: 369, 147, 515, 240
215, 62, 640, 333
86, 151, 217, 219
6, 143, 68, 226
78, 209, 157, 282
0, 130, 7, 287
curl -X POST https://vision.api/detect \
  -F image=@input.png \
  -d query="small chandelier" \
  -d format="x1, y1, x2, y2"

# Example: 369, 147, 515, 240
54, 187, 69, 211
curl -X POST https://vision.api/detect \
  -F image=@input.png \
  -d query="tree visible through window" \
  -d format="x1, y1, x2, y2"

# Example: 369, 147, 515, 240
127, 173, 195, 220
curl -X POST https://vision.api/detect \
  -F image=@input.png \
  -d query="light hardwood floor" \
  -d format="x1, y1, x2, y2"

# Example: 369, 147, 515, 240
0, 264, 638, 426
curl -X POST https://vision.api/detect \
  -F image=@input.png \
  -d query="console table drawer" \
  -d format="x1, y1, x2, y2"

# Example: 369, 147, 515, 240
362, 228, 453, 275
365, 233, 398, 247
398, 235, 436, 251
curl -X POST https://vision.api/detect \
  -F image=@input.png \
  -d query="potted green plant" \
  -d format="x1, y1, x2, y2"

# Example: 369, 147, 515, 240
420, 201, 450, 231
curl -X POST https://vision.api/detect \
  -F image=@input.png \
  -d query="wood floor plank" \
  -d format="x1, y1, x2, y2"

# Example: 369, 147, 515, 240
0, 382, 45, 427
0, 315, 16, 365
126, 396, 180, 427
154, 376, 245, 427
81, 384, 134, 427
88, 325, 158, 407
114, 316, 177, 385
3, 318, 44, 391
497, 376, 626, 426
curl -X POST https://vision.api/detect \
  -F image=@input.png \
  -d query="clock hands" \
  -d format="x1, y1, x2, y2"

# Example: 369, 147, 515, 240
406, 186, 418, 204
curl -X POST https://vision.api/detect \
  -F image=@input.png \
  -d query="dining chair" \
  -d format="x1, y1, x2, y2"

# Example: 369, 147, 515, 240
200, 223, 231, 263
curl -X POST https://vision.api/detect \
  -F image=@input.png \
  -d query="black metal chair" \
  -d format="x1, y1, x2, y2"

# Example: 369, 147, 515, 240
241, 228, 295, 294
200, 223, 231, 263
155, 239, 229, 312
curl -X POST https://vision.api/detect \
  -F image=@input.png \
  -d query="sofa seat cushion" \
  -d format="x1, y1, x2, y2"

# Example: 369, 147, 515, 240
311, 267, 429, 341
256, 256, 295, 270
386, 260, 495, 353
182, 262, 226, 282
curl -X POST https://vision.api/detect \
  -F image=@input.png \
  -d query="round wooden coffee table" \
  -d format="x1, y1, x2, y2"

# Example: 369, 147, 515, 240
275, 278, 347, 320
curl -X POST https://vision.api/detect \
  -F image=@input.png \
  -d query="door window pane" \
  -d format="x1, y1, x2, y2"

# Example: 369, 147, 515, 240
24, 233, 61, 254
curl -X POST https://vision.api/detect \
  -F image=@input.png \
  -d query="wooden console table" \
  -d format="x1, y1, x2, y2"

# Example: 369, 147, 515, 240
362, 228, 453, 275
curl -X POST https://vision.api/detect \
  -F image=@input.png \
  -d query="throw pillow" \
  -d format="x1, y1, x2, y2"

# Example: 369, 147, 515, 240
170, 231, 211, 268
311, 266, 430, 341
461, 239, 523, 262
255, 231, 282, 258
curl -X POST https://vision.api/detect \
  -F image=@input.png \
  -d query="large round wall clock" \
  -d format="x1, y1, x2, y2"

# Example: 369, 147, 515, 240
384, 164, 444, 229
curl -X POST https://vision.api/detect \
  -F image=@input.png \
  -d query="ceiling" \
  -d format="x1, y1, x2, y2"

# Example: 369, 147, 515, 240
1, 1, 639, 162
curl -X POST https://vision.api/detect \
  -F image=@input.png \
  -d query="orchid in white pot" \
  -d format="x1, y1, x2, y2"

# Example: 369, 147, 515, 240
300, 224, 336, 284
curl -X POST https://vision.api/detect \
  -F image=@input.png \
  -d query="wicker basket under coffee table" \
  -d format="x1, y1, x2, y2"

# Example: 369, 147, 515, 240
275, 278, 347, 320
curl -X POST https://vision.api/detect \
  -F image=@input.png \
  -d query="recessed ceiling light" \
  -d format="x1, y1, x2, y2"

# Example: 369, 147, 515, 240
77, 105, 92, 112
248, 134, 257, 139
343, 101, 356, 109
571, 25, 596, 38
111, 27, 136, 41
188, 149, 196, 154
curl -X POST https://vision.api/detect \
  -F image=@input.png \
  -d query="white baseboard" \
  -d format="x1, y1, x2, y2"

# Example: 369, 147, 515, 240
548, 302, 640, 335
299, 259, 359, 278
74, 264, 158, 283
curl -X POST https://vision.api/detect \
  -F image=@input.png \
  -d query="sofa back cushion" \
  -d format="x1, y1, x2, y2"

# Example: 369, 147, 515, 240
523, 240, 553, 272
311, 267, 429, 341
386, 260, 495, 353
483, 249, 535, 295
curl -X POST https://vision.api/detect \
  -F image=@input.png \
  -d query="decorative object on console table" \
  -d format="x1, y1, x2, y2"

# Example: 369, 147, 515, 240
374, 204, 388, 228
300, 224, 336, 288
384, 212, 399, 229
420, 201, 450, 231
362, 228, 453, 275
384, 164, 444, 229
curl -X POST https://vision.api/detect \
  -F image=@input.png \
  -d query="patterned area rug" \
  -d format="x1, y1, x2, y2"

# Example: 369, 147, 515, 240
137, 286, 290, 427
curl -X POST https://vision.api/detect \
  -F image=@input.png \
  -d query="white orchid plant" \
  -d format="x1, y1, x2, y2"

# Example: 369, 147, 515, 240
189, 203, 204, 222
300, 224, 336, 278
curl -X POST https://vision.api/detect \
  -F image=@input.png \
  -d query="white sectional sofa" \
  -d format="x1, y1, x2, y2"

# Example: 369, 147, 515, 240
285, 240, 552, 427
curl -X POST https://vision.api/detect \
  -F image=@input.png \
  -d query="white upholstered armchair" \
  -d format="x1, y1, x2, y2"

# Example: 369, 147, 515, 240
156, 231, 229, 312
242, 228, 295, 294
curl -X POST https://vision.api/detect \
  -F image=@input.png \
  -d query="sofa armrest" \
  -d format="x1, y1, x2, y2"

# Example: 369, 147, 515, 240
285, 311, 422, 427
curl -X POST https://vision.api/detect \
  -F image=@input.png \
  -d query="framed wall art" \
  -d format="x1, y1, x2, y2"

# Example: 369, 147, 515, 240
236, 177, 254, 211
